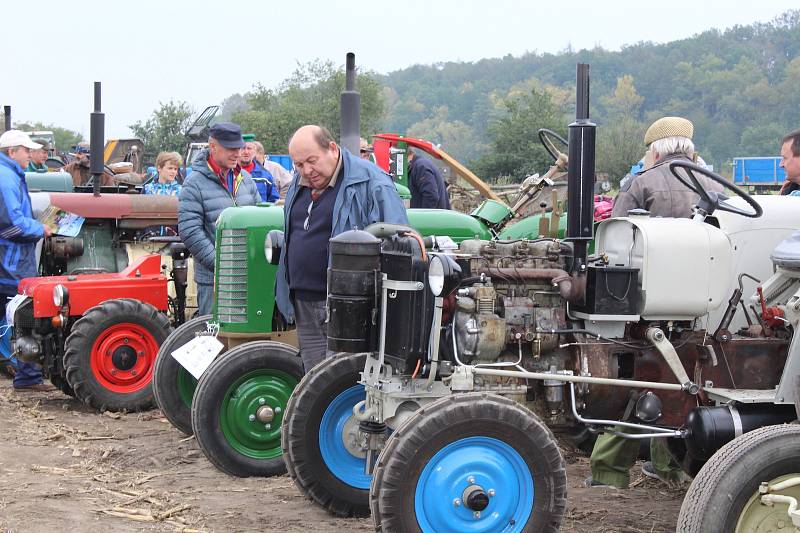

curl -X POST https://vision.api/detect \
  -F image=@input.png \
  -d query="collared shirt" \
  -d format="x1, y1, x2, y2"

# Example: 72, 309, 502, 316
206, 154, 243, 196
298, 151, 342, 192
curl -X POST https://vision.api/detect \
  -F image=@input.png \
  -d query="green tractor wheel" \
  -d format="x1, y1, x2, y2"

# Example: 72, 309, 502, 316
192, 341, 302, 477
64, 298, 172, 412
678, 424, 800, 532
152, 314, 212, 435
370, 392, 567, 533
281, 352, 371, 518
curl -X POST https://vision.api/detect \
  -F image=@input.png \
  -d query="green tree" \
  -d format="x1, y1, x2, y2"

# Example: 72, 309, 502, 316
233, 60, 385, 154
596, 76, 647, 185
406, 106, 488, 164
129, 100, 194, 155
11, 121, 83, 153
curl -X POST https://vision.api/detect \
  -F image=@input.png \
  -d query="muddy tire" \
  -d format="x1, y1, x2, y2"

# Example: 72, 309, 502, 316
677, 424, 800, 533
64, 298, 171, 412
192, 341, 302, 477
370, 392, 567, 532
281, 353, 370, 517
152, 314, 211, 435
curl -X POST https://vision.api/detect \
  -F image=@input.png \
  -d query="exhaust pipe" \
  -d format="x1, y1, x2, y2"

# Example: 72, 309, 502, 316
90, 82, 105, 197
3, 106, 10, 132
340, 52, 360, 156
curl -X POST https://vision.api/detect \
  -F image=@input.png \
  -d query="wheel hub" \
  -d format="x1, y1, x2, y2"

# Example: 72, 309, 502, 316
111, 345, 138, 371
463, 484, 490, 512
255, 405, 274, 423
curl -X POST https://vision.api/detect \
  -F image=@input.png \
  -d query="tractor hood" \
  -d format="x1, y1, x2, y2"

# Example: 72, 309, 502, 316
29, 192, 177, 228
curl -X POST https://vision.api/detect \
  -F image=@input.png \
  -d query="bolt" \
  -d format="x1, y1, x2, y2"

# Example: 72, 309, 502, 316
110, 369, 117, 375
258, 398, 266, 405
777, 519, 786, 529
131, 370, 137, 376
138, 351, 144, 356
249, 414, 256, 422
123, 338, 129, 344
653, 330, 664, 341
106, 350, 111, 356
264, 424, 271, 430
473, 511, 481, 519
453, 498, 461, 507
488, 489, 495, 497
467, 476, 475, 484
275, 406, 282, 414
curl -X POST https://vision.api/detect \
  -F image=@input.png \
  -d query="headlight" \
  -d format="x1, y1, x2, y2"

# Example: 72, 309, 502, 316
264, 230, 284, 265
428, 254, 462, 296
53, 284, 69, 307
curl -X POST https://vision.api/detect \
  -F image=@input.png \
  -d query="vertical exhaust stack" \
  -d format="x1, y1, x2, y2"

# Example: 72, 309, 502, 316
3, 106, 10, 132
566, 63, 596, 278
90, 82, 105, 197
340, 52, 361, 156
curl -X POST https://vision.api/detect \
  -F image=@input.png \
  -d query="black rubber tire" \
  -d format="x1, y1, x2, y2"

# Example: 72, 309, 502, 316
64, 298, 171, 412
370, 392, 567, 532
50, 373, 75, 397
152, 314, 212, 435
677, 423, 800, 533
281, 353, 369, 517
192, 341, 303, 477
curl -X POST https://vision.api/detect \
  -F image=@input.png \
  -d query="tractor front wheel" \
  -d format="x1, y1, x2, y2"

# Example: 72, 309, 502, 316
191, 341, 303, 477
64, 298, 171, 412
281, 353, 371, 517
370, 392, 567, 533
152, 314, 212, 435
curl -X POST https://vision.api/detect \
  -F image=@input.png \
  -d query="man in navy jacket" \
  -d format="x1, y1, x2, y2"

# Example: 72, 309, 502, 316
407, 149, 450, 209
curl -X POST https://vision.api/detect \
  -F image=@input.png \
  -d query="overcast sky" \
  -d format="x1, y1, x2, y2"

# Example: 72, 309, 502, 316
3, 0, 797, 139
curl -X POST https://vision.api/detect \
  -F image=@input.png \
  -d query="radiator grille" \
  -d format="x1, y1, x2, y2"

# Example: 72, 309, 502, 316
216, 229, 248, 323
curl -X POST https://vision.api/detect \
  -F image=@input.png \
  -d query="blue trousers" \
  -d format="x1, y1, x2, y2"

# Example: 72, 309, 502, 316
197, 283, 213, 317
2, 289, 43, 387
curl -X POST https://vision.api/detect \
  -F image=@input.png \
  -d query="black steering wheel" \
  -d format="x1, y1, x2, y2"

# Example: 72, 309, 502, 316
668, 160, 762, 218
538, 128, 568, 162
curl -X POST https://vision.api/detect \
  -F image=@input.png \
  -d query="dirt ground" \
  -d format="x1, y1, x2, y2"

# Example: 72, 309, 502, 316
0, 380, 685, 533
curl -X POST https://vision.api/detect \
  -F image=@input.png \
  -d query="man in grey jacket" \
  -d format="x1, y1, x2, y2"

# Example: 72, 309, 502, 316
612, 116, 722, 218
178, 123, 260, 315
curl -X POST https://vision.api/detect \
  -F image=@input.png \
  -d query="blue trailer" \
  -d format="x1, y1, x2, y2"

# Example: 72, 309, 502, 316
733, 157, 785, 191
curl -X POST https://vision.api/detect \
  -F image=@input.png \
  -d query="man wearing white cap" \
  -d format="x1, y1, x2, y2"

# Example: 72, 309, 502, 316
612, 116, 722, 218
0, 130, 55, 392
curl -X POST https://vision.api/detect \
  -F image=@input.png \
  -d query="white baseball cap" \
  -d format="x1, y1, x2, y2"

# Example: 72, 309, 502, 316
0, 130, 42, 150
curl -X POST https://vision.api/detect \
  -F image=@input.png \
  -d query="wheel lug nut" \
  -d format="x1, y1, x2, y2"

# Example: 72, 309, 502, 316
467, 476, 475, 484
258, 398, 266, 405
453, 498, 461, 507
264, 424, 271, 430
110, 369, 117, 375
473, 511, 481, 519
131, 370, 137, 376
123, 338, 129, 344
488, 488, 495, 497
248, 414, 256, 422
274, 406, 282, 413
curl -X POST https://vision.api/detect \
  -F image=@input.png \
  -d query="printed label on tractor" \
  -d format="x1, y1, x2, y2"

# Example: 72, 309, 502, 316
171, 335, 224, 379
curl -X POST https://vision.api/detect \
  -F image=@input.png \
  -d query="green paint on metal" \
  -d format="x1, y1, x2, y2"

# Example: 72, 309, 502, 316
394, 182, 411, 200
219, 369, 298, 459
407, 209, 492, 243
498, 213, 567, 240
470, 199, 513, 226
735, 474, 800, 532
176, 366, 197, 408
26, 172, 74, 192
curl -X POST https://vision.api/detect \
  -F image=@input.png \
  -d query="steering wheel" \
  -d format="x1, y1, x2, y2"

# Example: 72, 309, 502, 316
668, 160, 762, 218
538, 128, 568, 162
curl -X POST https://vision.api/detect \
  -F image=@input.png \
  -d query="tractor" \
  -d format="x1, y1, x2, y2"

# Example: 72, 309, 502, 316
254, 64, 800, 532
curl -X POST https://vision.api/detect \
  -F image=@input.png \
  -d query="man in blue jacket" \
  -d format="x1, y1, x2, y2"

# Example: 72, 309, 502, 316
241, 134, 279, 202
0, 130, 55, 392
407, 148, 450, 209
178, 123, 261, 315
277, 125, 408, 372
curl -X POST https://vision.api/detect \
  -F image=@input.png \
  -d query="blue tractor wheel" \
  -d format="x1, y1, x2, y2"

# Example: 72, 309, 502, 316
281, 352, 372, 517
370, 392, 567, 532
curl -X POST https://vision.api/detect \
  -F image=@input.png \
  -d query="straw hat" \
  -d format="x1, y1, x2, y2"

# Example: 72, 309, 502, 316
644, 117, 693, 146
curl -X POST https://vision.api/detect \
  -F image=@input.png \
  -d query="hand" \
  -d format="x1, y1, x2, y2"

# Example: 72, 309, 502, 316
43, 225, 53, 238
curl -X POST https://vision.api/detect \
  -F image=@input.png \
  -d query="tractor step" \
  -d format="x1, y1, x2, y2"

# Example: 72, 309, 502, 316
704, 387, 777, 404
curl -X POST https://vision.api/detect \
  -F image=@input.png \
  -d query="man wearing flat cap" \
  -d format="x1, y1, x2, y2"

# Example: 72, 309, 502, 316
178, 122, 260, 315
611, 116, 722, 218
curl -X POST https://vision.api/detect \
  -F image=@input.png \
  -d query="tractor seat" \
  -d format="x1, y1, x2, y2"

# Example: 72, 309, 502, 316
771, 230, 800, 269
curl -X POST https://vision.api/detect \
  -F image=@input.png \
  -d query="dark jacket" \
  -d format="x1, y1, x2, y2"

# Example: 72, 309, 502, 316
250, 161, 280, 203
408, 155, 450, 209
276, 148, 408, 321
0, 152, 44, 288
178, 149, 260, 285
612, 154, 723, 218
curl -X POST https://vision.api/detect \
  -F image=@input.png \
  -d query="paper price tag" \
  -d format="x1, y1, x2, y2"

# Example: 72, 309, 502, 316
171, 335, 224, 379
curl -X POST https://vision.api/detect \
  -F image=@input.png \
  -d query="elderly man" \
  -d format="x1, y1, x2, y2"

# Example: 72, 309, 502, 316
178, 123, 260, 315
407, 148, 450, 209
612, 116, 721, 218
26, 140, 49, 172
251, 141, 293, 198
276, 125, 408, 372
779, 130, 800, 195
241, 134, 279, 203
0, 130, 54, 391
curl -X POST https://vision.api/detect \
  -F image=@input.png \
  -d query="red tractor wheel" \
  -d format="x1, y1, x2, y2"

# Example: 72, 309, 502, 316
64, 298, 172, 412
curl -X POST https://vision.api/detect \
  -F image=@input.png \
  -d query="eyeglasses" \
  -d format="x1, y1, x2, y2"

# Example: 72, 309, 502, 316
303, 199, 314, 230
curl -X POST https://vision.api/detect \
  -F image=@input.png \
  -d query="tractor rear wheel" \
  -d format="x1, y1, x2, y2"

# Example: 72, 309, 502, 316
64, 298, 171, 412
152, 314, 212, 435
370, 392, 567, 533
49, 374, 75, 397
192, 341, 302, 477
281, 353, 370, 517
677, 424, 800, 533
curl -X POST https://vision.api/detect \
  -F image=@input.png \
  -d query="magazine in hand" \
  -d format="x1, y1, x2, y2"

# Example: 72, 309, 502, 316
38, 206, 85, 238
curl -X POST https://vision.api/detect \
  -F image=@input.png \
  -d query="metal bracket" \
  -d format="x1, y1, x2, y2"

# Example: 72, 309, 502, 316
646, 327, 697, 393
